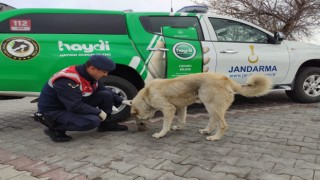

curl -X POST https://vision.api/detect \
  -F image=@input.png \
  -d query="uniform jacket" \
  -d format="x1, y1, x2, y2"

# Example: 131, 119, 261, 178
38, 64, 123, 114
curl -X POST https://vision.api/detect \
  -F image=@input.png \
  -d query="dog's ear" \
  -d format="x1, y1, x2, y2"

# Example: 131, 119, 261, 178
142, 87, 151, 103
131, 108, 138, 117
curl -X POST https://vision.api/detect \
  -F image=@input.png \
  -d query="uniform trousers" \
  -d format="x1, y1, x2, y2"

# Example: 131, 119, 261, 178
43, 90, 114, 131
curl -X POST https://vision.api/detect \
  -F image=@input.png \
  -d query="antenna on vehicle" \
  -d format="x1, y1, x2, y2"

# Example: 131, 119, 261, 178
123, 9, 133, 13
177, 5, 208, 13
170, 0, 173, 12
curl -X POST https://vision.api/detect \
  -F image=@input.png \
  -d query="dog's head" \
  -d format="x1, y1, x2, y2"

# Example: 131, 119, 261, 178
131, 88, 157, 131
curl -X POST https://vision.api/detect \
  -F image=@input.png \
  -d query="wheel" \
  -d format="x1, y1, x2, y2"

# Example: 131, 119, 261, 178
100, 75, 138, 122
286, 67, 320, 103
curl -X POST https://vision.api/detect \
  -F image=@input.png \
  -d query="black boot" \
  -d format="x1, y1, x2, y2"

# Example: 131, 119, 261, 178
43, 128, 73, 142
34, 112, 55, 129
97, 115, 128, 132
34, 112, 72, 142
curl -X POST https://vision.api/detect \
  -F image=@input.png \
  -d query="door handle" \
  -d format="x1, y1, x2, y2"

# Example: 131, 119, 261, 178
220, 50, 238, 54
147, 47, 169, 51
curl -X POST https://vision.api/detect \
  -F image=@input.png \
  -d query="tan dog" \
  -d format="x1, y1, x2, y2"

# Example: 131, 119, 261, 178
131, 72, 272, 141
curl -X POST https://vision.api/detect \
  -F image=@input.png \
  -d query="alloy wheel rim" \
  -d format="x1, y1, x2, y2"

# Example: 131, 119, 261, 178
303, 75, 320, 97
106, 86, 128, 114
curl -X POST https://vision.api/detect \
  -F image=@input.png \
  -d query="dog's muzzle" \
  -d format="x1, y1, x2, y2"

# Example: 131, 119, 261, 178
137, 123, 147, 132
135, 119, 148, 132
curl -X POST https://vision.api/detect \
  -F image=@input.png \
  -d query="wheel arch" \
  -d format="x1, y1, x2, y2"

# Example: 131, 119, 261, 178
286, 64, 320, 103
291, 59, 320, 89
298, 59, 320, 69
110, 64, 145, 91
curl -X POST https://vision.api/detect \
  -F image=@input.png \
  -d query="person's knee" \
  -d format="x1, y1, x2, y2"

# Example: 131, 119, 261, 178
69, 115, 100, 131
94, 91, 114, 112
92, 116, 101, 127
96, 90, 114, 100
83, 116, 100, 130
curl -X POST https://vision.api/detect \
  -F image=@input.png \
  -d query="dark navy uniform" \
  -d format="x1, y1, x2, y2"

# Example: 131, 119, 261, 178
36, 55, 129, 142
38, 64, 123, 132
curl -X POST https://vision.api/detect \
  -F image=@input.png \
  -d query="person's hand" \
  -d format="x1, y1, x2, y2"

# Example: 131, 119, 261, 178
99, 110, 107, 121
112, 106, 119, 112
202, 47, 211, 72
122, 100, 132, 106
147, 40, 167, 80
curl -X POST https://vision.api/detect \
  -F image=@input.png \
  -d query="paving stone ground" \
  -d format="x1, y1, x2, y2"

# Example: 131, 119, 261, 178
0, 92, 319, 180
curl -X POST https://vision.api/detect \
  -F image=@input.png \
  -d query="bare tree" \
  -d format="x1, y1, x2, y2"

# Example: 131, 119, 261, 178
0, 2, 15, 12
194, 0, 320, 40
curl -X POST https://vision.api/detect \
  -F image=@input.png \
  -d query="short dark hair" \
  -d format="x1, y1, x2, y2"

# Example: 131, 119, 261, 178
85, 61, 92, 68
85, 60, 105, 71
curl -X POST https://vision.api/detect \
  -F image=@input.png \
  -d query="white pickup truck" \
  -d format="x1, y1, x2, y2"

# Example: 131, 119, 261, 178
0, 7, 319, 120
198, 15, 320, 103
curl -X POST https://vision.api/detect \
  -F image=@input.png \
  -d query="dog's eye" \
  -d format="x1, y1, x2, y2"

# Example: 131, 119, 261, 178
131, 109, 138, 115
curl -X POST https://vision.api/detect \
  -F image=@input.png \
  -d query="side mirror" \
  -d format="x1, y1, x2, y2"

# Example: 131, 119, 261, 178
274, 32, 285, 44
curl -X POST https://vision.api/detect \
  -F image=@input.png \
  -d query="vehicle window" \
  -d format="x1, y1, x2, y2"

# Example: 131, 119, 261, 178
209, 18, 269, 43
0, 13, 127, 34
140, 16, 204, 40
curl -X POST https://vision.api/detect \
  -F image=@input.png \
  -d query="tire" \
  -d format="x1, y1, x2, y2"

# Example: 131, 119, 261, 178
100, 75, 138, 122
286, 67, 320, 103
0, 96, 24, 100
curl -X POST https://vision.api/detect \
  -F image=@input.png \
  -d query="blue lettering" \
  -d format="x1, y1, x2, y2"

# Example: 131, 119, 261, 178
228, 65, 277, 73
259, 66, 265, 71
272, 66, 277, 71
265, 66, 271, 71
228, 66, 234, 73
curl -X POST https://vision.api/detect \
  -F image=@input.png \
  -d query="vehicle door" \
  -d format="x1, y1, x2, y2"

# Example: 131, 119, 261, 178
204, 16, 290, 84
127, 13, 205, 81
161, 26, 203, 78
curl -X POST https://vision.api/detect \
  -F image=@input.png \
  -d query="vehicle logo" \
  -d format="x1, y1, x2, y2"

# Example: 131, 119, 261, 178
248, 45, 258, 63
1, 37, 39, 60
10, 19, 32, 32
173, 42, 196, 60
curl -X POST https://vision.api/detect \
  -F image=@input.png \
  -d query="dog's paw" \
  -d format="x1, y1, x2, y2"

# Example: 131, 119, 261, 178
171, 125, 184, 131
206, 135, 221, 141
152, 133, 164, 138
199, 129, 210, 134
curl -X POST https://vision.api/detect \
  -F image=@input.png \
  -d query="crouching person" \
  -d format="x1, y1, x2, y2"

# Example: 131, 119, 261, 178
34, 55, 132, 142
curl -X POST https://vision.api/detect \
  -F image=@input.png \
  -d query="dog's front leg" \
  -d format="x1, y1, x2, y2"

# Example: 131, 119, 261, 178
152, 107, 176, 138
172, 107, 187, 131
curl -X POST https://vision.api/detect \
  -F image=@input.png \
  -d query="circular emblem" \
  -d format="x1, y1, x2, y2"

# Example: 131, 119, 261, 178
1, 37, 39, 60
248, 45, 258, 63
173, 42, 196, 60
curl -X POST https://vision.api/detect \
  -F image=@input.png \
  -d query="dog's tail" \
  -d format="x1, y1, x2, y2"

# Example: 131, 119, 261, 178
229, 75, 272, 97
